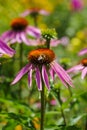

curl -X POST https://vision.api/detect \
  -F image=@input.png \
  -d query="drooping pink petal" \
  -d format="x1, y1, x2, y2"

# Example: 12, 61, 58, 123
28, 67, 33, 87
49, 68, 55, 81
51, 61, 74, 87
1, 30, 13, 40
20, 10, 30, 17
39, 10, 50, 15
2, 31, 16, 43
55, 62, 74, 87
8, 31, 15, 40
81, 67, 87, 79
78, 48, 87, 56
20, 32, 30, 45
10, 38, 17, 44
0, 39, 15, 57
15, 32, 22, 43
26, 26, 41, 38
35, 67, 42, 91
67, 64, 84, 73
42, 65, 50, 90
21, 31, 41, 46
51, 63, 70, 88
11, 63, 31, 85
9, 32, 17, 44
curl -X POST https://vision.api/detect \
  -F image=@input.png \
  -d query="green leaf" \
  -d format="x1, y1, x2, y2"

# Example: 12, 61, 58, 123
45, 125, 81, 130
69, 113, 87, 126
7, 113, 22, 122
65, 125, 81, 130
79, 91, 87, 101
2, 121, 17, 130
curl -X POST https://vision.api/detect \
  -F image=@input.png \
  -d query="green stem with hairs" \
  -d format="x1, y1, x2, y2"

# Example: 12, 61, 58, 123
40, 37, 51, 129
46, 39, 50, 49
40, 80, 45, 130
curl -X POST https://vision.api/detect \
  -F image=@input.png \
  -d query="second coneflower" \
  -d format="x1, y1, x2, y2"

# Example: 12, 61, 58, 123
21, 7, 50, 17
67, 58, 87, 79
11, 48, 73, 90
1, 17, 40, 45
21, 8, 50, 27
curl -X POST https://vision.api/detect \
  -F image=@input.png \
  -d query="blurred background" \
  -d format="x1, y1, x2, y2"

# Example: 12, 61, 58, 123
0, 0, 87, 130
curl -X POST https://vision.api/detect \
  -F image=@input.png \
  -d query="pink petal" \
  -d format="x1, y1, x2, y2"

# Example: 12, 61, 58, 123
15, 32, 22, 43
81, 67, 87, 79
0, 39, 15, 57
20, 32, 30, 45
42, 65, 50, 90
49, 68, 55, 81
11, 63, 31, 85
55, 62, 74, 87
2, 31, 15, 43
9, 32, 17, 44
50, 39, 61, 47
39, 10, 50, 15
1, 30, 13, 41
51, 63, 69, 88
28, 66, 33, 87
51, 61, 74, 87
35, 67, 42, 91
67, 64, 84, 73
26, 26, 41, 38
10, 38, 17, 44
20, 10, 30, 17
78, 48, 87, 56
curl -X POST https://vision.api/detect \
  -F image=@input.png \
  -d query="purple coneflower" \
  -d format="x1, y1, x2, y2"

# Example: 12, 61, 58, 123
78, 48, 87, 56
0, 39, 15, 57
21, 7, 50, 17
67, 58, 87, 79
11, 48, 73, 90
70, 0, 84, 11
1, 17, 40, 45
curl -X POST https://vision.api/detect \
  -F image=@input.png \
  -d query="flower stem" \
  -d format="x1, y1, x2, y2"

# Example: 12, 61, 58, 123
46, 39, 50, 49
33, 16, 38, 27
68, 85, 73, 97
18, 43, 23, 99
40, 82, 45, 130
20, 43, 23, 68
60, 107, 66, 126
57, 88, 66, 125
85, 116, 87, 130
